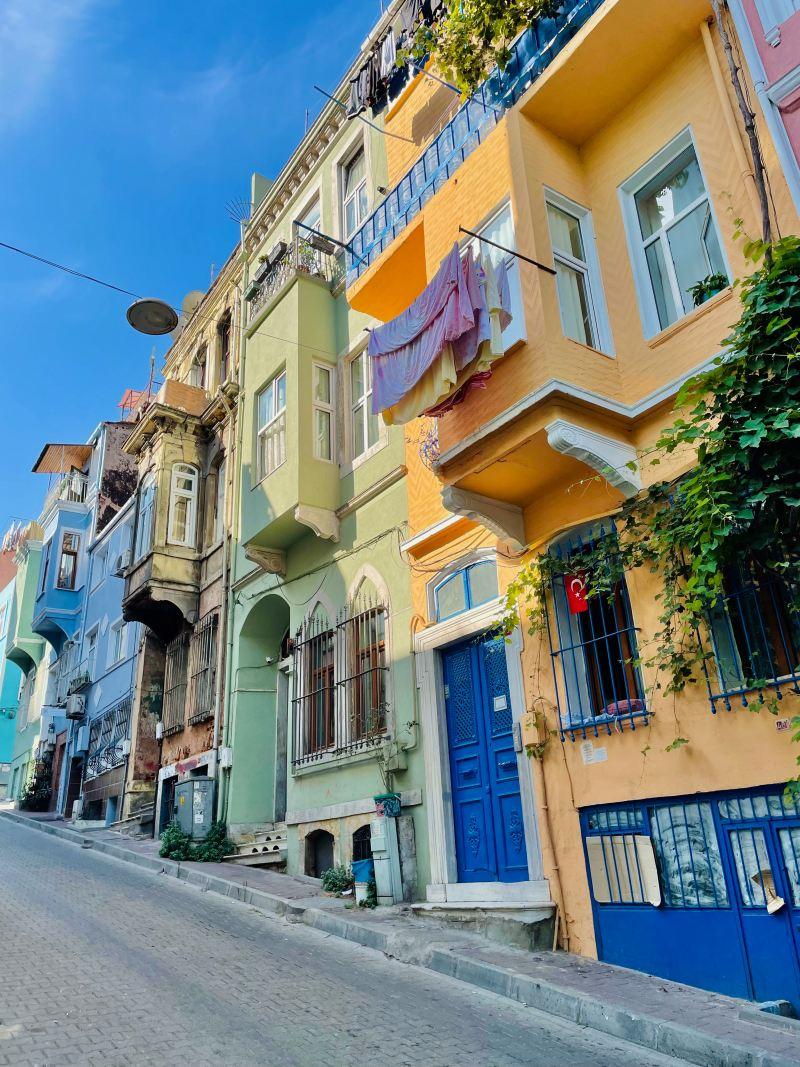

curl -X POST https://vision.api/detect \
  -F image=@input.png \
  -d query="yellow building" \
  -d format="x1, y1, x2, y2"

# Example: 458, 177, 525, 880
347, 0, 800, 1005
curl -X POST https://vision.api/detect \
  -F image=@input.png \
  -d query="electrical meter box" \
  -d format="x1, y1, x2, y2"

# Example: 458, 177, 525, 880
173, 777, 215, 840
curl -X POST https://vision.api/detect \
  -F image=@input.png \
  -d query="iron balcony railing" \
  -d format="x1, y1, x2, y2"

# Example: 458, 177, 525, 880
247, 225, 344, 324
53, 641, 80, 706
39, 469, 89, 524
346, 0, 605, 283
84, 693, 132, 780
162, 630, 189, 736
186, 611, 219, 725
67, 656, 93, 696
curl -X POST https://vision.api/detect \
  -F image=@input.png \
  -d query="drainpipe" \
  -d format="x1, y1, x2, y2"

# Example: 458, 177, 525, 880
211, 392, 234, 785
530, 753, 570, 952
219, 237, 250, 824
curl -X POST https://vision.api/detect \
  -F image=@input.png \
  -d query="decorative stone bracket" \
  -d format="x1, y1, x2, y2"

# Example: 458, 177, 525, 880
243, 545, 287, 576
295, 504, 340, 542
546, 418, 642, 498
441, 487, 526, 553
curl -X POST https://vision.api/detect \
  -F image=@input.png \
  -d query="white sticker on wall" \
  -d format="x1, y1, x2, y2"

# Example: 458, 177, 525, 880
580, 741, 608, 765
493, 694, 508, 712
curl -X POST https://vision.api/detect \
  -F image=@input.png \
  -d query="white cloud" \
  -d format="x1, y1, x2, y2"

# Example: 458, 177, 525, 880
0, 0, 98, 132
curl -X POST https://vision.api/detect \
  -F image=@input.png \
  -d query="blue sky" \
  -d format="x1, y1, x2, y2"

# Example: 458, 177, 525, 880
0, 0, 380, 532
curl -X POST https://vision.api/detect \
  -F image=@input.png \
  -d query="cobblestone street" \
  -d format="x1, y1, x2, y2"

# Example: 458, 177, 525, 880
0, 819, 693, 1067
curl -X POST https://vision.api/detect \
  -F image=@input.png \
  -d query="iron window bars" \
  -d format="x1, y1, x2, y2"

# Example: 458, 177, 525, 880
291, 596, 389, 769
84, 693, 132, 780
162, 630, 190, 736
187, 612, 219, 726
702, 555, 800, 712
544, 524, 647, 741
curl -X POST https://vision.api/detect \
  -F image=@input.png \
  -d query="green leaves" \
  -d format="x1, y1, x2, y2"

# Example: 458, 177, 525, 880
665, 737, 690, 752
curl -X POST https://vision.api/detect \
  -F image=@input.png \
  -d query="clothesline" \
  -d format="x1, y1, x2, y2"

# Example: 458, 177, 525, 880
458, 227, 557, 276
313, 84, 416, 144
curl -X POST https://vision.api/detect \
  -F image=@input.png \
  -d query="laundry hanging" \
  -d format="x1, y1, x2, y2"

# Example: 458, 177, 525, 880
368, 244, 512, 426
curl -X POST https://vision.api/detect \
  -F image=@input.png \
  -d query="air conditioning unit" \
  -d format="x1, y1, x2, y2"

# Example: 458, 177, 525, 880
65, 693, 86, 720
112, 549, 132, 577
155, 722, 164, 741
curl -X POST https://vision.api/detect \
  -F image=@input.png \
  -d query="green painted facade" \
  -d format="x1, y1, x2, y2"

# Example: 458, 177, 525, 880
221, 113, 428, 893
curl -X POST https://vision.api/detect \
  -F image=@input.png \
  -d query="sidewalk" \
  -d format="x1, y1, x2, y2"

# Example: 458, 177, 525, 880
3, 806, 800, 1067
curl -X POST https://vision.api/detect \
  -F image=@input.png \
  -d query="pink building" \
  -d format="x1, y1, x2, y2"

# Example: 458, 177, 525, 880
730, 0, 800, 211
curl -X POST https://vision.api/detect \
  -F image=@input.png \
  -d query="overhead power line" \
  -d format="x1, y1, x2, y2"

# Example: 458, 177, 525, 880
0, 239, 141, 299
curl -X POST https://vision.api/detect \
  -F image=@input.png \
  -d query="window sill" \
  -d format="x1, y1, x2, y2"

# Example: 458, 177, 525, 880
562, 706, 651, 741
340, 437, 388, 478
646, 287, 734, 349
251, 461, 287, 490
564, 336, 615, 360
291, 738, 385, 777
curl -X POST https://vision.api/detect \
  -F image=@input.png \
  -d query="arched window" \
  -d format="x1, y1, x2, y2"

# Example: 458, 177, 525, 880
134, 473, 156, 561
168, 464, 198, 548
433, 558, 498, 622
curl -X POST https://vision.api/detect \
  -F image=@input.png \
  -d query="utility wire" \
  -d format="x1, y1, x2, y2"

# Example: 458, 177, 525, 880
0, 240, 141, 299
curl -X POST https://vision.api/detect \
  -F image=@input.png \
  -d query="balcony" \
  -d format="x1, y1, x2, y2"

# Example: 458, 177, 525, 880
38, 470, 88, 526
346, 0, 606, 286
246, 227, 344, 326
84, 693, 132, 781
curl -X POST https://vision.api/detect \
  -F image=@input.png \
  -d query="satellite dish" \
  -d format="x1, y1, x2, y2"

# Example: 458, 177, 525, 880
126, 298, 180, 336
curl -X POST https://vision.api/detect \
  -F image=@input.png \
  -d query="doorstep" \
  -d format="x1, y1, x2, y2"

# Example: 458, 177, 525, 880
409, 900, 556, 952
3, 808, 800, 1067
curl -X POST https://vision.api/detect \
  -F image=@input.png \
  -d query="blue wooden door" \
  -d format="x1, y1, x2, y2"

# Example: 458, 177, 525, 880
442, 634, 528, 883
724, 820, 800, 1010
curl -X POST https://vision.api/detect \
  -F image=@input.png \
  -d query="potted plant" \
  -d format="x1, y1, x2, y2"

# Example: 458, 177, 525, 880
689, 272, 728, 307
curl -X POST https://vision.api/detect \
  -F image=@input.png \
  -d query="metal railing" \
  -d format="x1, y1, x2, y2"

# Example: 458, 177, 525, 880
84, 694, 132, 780
346, 0, 606, 283
67, 656, 93, 695
162, 631, 189, 736
187, 612, 218, 725
248, 226, 344, 323
39, 470, 89, 523
53, 642, 80, 706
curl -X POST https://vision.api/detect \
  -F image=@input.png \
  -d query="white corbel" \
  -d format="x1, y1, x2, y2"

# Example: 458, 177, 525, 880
243, 545, 286, 576
441, 487, 526, 552
546, 418, 641, 497
294, 505, 340, 542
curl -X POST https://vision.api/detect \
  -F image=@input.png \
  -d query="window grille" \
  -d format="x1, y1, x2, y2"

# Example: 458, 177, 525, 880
187, 612, 218, 725
337, 598, 388, 745
545, 525, 647, 741
85, 693, 132, 780
162, 631, 189, 736
703, 556, 800, 711
291, 610, 335, 768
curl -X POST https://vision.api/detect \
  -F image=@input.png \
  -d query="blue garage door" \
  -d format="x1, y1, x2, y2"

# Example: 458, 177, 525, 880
582, 788, 800, 1010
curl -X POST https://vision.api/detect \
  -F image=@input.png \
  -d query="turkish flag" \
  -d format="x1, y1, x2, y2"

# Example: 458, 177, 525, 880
565, 571, 589, 614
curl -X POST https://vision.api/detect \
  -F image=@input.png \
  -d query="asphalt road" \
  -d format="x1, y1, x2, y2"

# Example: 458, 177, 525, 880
0, 816, 690, 1067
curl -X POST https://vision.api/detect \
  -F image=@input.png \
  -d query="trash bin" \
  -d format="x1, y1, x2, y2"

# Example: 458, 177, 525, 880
352, 857, 375, 904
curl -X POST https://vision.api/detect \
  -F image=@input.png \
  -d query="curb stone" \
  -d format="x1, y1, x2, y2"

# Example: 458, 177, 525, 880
3, 809, 799, 1067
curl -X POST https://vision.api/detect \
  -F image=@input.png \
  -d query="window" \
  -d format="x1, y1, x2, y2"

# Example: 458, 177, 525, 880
341, 601, 388, 742
754, 0, 800, 42
707, 556, 800, 709
292, 606, 335, 766
168, 464, 198, 548
188, 346, 207, 389
91, 546, 107, 590
465, 204, 526, 350
134, 474, 156, 560
85, 627, 98, 681
84, 694, 132, 780
256, 372, 287, 479
546, 525, 647, 739
649, 803, 728, 908
433, 559, 498, 622
297, 197, 324, 274
39, 541, 52, 594
342, 148, 368, 239
546, 192, 612, 353
163, 631, 189, 735
108, 620, 127, 666
57, 532, 80, 590
186, 612, 218, 725
0, 602, 6, 638
212, 457, 226, 544
217, 315, 231, 384
313, 364, 335, 462
622, 133, 728, 335
349, 351, 379, 461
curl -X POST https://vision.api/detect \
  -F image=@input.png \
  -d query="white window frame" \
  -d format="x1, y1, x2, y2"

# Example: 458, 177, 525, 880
544, 189, 614, 356
256, 371, 287, 481
619, 128, 730, 339
107, 619, 127, 668
347, 347, 382, 466
56, 530, 81, 591
212, 456, 226, 544
341, 145, 368, 242
753, 0, 800, 44
91, 545, 107, 590
167, 464, 199, 548
134, 473, 156, 561
462, 201, 527, 351
312, 363, 336, 463
84, 625, 99, 681
188, 346, 207, 389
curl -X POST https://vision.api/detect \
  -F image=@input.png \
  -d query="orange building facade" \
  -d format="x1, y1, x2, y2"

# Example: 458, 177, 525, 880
348, 0, 800, 1006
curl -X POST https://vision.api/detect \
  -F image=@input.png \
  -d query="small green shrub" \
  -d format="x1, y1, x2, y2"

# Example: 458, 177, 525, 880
358, 877, 378, 909
159, 819, 235, 862
321, 864, 354, 894
18, 758, 53, 812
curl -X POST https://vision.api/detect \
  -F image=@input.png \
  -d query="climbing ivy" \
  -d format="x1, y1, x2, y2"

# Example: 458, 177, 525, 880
404, 0, 559, 94
501, 235, 800, 738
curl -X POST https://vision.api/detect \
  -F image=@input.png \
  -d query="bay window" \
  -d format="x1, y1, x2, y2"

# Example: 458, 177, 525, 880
313, 364, 335, 462
256, 371, 287, 479
134, 474, 156, 560
167, 464, 198, 548
350, 351, 379, 461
